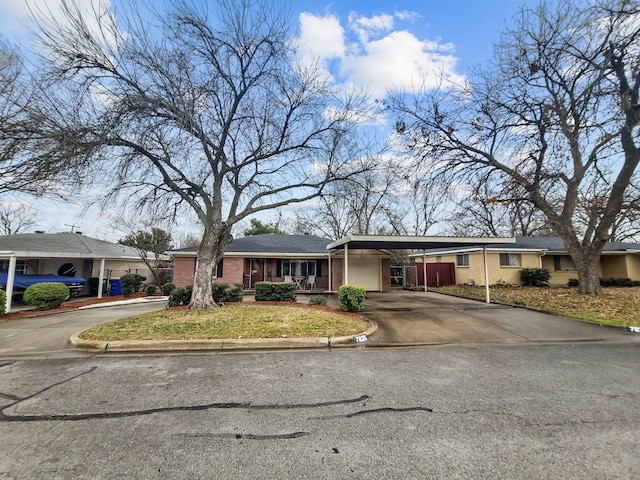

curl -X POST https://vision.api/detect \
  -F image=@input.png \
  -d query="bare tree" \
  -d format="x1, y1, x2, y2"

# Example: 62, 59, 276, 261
119, 228, 173, 285
0, 40, 72, 197
447, 175, 553, 237
293, 161, 406, 238
0, 202, 39, 235
25, 0, 364, 308
389, 0, 640, 294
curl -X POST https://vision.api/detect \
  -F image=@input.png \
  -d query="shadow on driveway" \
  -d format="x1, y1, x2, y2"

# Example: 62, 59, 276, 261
361, 290, 638, 347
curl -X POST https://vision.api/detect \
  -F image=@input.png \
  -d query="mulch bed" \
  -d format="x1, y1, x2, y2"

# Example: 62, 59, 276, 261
2, 296, 362, 322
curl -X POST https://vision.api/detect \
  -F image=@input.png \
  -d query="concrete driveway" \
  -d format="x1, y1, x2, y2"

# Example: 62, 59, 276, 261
0, 301, 166, 359
361, 290, 639, 347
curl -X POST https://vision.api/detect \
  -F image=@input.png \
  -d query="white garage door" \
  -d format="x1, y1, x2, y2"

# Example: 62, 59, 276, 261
348, 258, 380, 291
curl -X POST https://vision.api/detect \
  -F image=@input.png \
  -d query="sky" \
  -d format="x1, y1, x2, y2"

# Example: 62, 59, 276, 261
0, 0, 541, 242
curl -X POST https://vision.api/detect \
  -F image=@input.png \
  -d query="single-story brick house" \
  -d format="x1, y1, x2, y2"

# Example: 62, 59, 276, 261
172, 233, 393, 292
411, 236, 640, 286
172, 233, 515, 293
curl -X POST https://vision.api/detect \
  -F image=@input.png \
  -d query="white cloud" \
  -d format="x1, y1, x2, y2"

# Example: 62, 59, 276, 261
298, 12, 346, 62
348, 12, 394, 43
0, 0, 112, 40
297, 10, 464, 98
341, 30, 464, 97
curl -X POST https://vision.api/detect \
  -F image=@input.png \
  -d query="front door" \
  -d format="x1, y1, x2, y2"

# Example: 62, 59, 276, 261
250, 259, 264, 288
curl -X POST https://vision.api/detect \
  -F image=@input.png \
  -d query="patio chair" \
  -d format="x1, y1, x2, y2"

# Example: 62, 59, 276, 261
306, 275, 316, 290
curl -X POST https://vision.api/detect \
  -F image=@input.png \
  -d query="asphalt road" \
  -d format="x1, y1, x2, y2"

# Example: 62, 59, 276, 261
1, 345, 639, 479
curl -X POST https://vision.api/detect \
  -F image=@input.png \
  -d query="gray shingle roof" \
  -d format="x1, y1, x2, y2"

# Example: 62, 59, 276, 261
172, 234, 331, 255
413, 236, 640, 254
515, 236, 640, 252
0, 233, 143, 258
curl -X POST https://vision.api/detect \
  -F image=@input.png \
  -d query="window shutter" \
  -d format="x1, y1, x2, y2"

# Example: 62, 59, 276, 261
216, 259, 224, 278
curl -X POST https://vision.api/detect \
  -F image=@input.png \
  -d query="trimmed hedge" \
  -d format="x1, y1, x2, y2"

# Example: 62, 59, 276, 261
212, 282, 243, 303
520, 268, 551, 287
0, 289, 5, 315
309, 295, 327, 305
162, 282, 176, 296
120, 273, 147, 297
254, 281, 297, 302
338, 285, 366, 312
23, 282, 69, 310
167, 285, 193, 307
146, 284, 157, 296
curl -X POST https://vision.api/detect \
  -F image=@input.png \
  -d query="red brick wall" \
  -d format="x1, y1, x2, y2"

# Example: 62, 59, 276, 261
381, 258, 391, 292
217, 257, 244, 285
331, 257, 343, 291
173, 255, 245, 287
173, 256, 197, 287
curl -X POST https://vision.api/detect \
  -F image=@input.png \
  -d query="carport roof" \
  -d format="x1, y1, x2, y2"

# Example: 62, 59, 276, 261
0, 233, 143, 259
327, 235, 516, 251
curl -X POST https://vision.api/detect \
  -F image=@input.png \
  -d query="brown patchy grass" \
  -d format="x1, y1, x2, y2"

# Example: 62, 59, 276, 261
79, 303, 368, 341
432, 285, 640, 327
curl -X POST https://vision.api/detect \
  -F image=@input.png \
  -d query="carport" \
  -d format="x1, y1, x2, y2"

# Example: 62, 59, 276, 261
327, 235, 515, 300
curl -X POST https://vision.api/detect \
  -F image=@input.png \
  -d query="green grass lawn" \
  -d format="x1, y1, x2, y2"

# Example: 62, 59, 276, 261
79, 304, 368, 341
432, 285, 640, 327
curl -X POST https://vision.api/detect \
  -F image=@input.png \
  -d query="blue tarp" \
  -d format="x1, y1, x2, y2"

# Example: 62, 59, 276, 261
0, 271, 85, 291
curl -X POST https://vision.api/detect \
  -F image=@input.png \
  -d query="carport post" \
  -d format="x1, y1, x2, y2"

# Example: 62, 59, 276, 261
483, 246, 490, 304
344, 243, 349, 285
423, 252, 428, 292
4, 254, 16, 313
328, 251, 332, 291
98, 258, 106, 299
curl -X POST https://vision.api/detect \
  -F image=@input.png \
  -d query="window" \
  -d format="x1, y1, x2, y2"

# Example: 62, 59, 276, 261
456, 254, 469, 266
554, 255, 576, 272
279, 259, 316, 277
0, 260, 29, 274
500, 253, 522, 267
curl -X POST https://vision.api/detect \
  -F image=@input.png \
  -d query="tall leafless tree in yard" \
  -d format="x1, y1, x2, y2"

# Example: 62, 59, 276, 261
293, 158, 408, 238
0, 40, 74, 197
447, 175, 554, 237
389, 0, 640, 294
25, 0, 365, 308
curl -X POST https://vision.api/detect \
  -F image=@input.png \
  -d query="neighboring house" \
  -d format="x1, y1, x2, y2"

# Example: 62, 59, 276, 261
0, 232, 158, 299
411, 236, 640, 286
172, 233, 515, 293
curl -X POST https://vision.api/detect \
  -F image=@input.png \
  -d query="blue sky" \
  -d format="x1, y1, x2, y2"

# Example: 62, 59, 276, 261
0, 0, 541, 240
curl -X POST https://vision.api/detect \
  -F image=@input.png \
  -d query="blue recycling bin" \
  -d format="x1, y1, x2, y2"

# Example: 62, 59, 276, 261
109, 279, 121, 296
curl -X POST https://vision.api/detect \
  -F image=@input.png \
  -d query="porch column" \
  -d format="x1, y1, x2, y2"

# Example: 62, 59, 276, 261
327, 252, 332, 291
483, 245, 490, 303
97, 258, 106, 298
4, 254, 16, 313
344, 243, 349, 286
423, 252, 428, 293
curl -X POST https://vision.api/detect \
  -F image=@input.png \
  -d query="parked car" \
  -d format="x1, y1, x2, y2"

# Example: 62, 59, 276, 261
0, 271, 86, 297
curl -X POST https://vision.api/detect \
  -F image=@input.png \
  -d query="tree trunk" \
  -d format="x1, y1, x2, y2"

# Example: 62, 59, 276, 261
189, 222, 232, 309
567, 246, 602, 295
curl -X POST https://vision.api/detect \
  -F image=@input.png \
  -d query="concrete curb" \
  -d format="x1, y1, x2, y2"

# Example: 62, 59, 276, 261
70, 321, 378, 353
329, 321, 377, 346
77, 296, 169, 310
